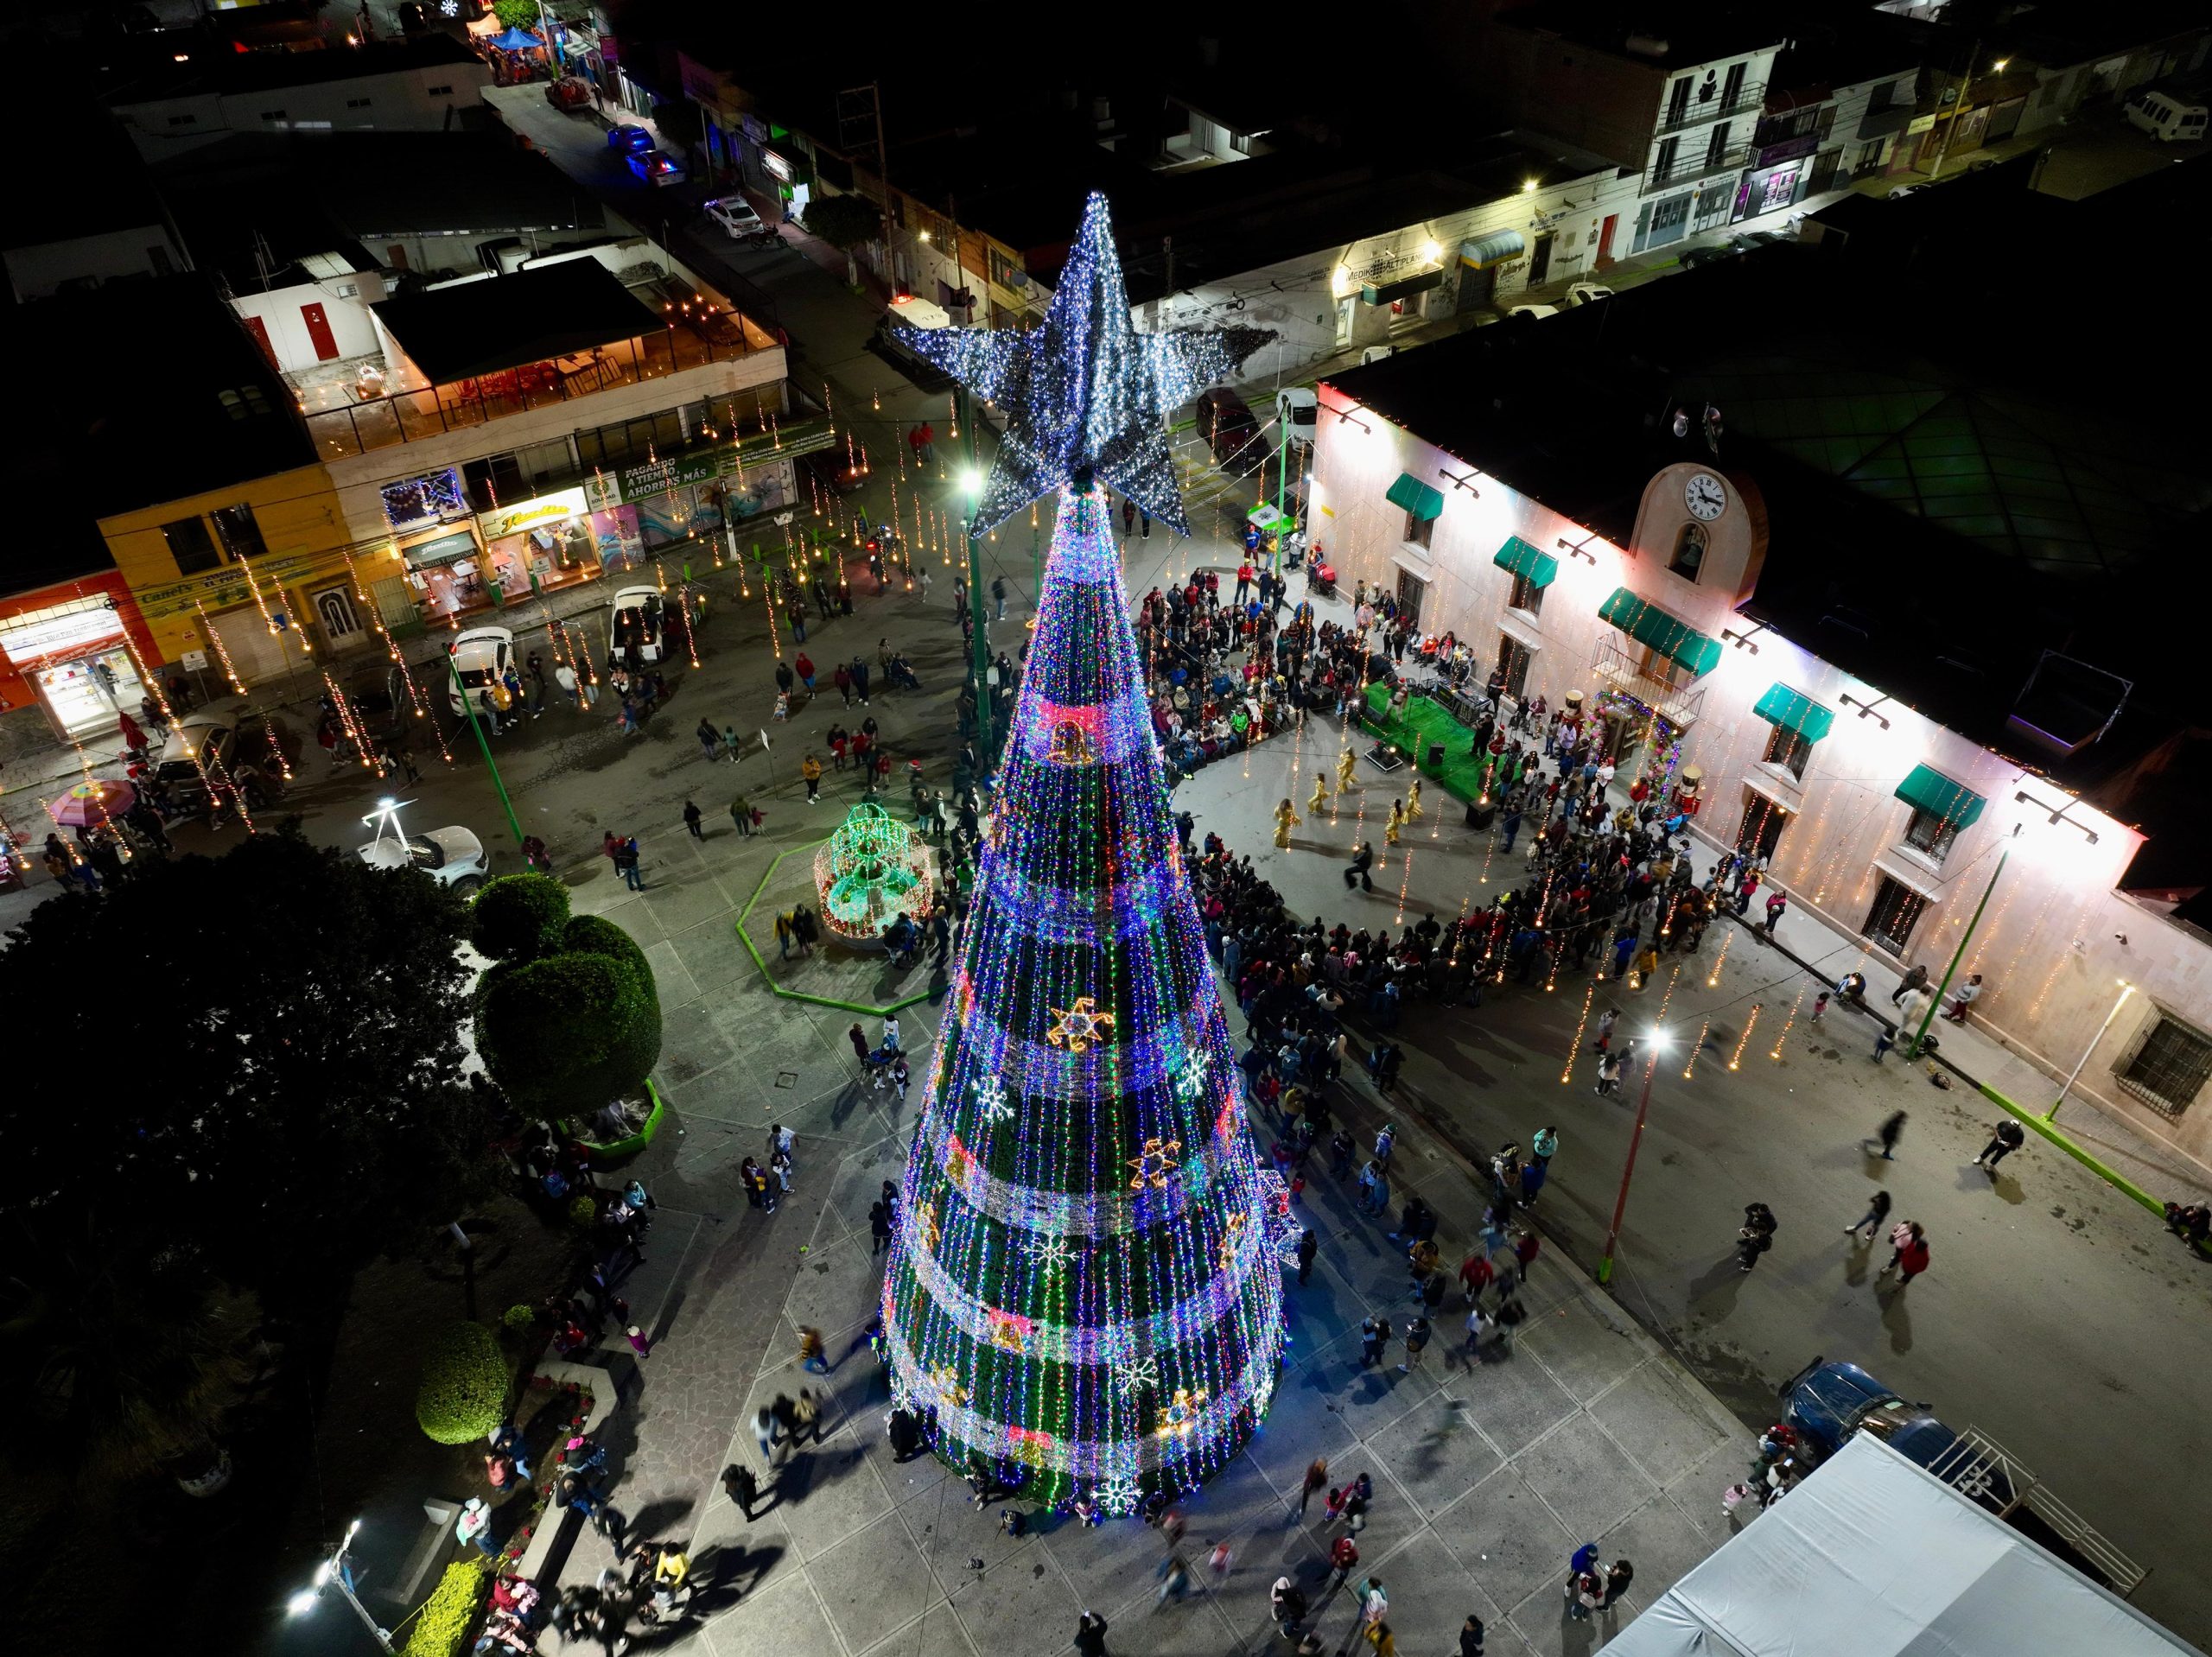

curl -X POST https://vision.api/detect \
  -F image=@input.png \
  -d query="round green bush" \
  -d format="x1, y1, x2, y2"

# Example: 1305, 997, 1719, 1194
468, 873, 570, 963
475, 914, 662, 1117
501, 1304, 536, 1334
402, 1559, 491, 1657
415, 1322, 510, 1444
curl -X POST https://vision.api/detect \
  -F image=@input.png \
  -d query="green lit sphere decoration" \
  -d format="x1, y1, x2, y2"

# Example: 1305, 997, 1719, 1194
814, 801, 935, 945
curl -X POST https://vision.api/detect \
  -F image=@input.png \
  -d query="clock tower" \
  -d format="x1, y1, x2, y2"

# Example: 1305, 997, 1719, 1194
1630, 460, 1768, 606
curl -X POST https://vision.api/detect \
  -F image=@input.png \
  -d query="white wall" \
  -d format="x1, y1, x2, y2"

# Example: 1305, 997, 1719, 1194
114, 60, 494, 156
1311, 390, 2212, 1169
231, 273, 386, 374
3, 223, 188, 302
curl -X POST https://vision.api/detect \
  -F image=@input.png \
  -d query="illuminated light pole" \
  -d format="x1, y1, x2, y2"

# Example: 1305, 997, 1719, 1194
444, 652, 527, 853
958, 441, 993, 759
2048, 980, 2134, 1123
1596, 1032, 1670, 1286
1908, 839, 2009, 1058
287, 1521, 394, 1654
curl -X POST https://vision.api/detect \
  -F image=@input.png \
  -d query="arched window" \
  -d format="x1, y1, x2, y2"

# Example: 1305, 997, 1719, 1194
1669, 521, 1707, 581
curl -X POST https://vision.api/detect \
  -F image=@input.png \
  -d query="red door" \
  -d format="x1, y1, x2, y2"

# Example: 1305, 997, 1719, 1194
242, 314, 277, 368
301, 302, 340, 362
1597, 214, 1619, 267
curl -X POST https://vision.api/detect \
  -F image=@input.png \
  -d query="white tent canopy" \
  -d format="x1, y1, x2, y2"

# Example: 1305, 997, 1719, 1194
1605, 1434, 2199, 1657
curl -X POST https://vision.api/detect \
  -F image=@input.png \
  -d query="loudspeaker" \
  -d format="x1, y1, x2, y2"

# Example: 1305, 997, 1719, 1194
1426, 743, 1446, 771
1465, 801, 1497, 830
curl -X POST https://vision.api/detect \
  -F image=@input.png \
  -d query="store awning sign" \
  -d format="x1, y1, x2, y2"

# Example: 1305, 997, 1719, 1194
477, 487, 588, 541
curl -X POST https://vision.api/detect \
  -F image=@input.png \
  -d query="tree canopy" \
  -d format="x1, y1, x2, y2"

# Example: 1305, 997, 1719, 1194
0, 827, 496, 1303
802, 192, 887, 253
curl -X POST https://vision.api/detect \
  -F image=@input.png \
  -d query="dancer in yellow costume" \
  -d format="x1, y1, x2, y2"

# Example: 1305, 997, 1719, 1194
1384, 799, 1404, 847
1274, 798, 1300, 849
1336, 748, 1357, 794
1406, 777, 1424, 820
1308, 771, 1329, 813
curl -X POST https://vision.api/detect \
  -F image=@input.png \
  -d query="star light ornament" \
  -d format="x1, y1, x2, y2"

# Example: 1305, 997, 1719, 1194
893, 192, 1273, 537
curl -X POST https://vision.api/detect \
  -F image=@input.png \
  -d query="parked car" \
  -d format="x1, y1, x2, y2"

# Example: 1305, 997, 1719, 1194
359, 823, 488, 893
629, 150, 684, 187
1677, 241, 1734, 267
1275, 386, 1318, 451
2123, 86, 2208, 143
447, 626, 517, 721
544, 76, 592, 111
1195, 388, 1264, 469
609, 585, 665, 663
705, 194, 774, 243
1507, 302, 1560, 320
1887, 181, 1933, 200
155, 711, 299, 808
1358, 345, 1395, 365
607, 124, 655, 154
1564, 282, 1615, 306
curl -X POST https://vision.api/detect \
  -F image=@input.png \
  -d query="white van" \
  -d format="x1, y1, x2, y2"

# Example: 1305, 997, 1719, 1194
1275, 387, 1318, 451
2125, 86, 2208, 143
888, 292, 952, 331
448, 626, 516, 721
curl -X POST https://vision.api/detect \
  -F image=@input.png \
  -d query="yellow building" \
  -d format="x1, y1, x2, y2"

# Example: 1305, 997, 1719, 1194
101, 464, 359, 687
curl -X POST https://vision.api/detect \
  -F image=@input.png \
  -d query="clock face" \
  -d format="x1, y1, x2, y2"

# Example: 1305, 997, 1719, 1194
1685, 472, 1726, 521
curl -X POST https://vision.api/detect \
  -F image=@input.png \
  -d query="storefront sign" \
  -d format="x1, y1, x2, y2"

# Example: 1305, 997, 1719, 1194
1753, 133, 1820, 168
1906, 113, 1938, 135
477, 486, 589, 542
0, 602, 124, 665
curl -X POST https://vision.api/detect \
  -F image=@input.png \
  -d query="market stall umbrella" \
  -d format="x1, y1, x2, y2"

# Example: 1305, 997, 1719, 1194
487, 26, 542, 49
48, 778, 136, 828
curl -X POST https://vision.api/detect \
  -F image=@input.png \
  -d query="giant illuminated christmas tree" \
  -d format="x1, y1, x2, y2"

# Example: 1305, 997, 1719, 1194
877, 194, 1290, 1512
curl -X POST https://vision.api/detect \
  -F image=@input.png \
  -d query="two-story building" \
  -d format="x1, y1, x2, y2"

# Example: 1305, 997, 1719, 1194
1735, 29, 1923, 214
1472, 3, 1787, 257
1306, 192, 2212, 1169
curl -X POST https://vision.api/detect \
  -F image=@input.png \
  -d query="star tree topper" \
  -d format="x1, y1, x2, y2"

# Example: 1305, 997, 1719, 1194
893, 191, 1272, 536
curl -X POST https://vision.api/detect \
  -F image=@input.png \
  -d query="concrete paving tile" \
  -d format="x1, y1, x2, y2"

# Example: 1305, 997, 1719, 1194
1362, 1392, 1505, 1515
764, 1438, 895, 1561
1243, 1363, 1361, 1494
1174, 1445, 1300, 1546
1095, 1589, 1240, 1657
822, 1132, 914, 1242
1281, 1251, 1367, 1355
1505, 1591, 1624, 1657
582, 890, 670, 944
807, 1509, 942, 1654
1337, 1337, 1448, 1438
1432, 1468, 1580, 1623
702, 1570, 842, 1657
666, 1057, 775, 1126
1586, 1489, 1717, 1605
1516, 1295, 1644, 1404
1658, 1437, 1757, 1552
640, 873, 741, 940
1441, 1345, 1580, 1455
1511, 1419, 1659, 1544
658, 996, 740, 1085
944, 1540, 1084, 1657
1586, 1362, 1732, 1489
899, 1474, 1039, 1593
783, 1230, 888, 1342
665, 913, 756, 998
1510, 1254, 1583, 1320
857, 1602, 979, 1657
1363, 1529, 1507, 1657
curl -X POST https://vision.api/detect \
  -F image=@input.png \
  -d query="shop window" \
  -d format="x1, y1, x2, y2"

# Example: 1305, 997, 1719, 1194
1904, 805, 1960, 863
1495, 633, 1530, 699
462, 454, 526, 514
1863, 875, 1928, 955
162, 516, 222, 575
1403, 510, 1434, 550
1763, 723, 1814, 780
210, 504, 269, 562
1669, 522, 1707, 581
1737, 788, 1790, 859
1509, 572, 1545, 617
2118, 1013, 2212, 1118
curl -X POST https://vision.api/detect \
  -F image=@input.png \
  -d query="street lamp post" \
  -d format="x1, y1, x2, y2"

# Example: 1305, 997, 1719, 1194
443, 653, 528, 852
1908, 842, 2008, 1058
1596, 1034, 1669, 1285
957, 390, 994, 759
288, 1521, 394, 1654
2048, 980, 2134, 1123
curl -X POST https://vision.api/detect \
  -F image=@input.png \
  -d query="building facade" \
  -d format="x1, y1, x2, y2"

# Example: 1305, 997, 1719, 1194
1310, 384, 2212, 1169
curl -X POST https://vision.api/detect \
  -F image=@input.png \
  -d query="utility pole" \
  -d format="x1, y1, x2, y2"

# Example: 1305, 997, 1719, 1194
1926, 39, 1983, 182
2050, 981, 2136, 1123
1908, 841, 2007, 1057
1597, 1040, 1666, 1285
445, 655, 527, 851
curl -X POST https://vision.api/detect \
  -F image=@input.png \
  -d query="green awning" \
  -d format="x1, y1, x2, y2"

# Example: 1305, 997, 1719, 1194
1895, 764, 1986, 829
1385, 473, 1445, 522
1492, 536, 1559, 588
1362, 269, 1445, 307
1752, 683, 1834, 743
1597, 587, 1722, 676
1460, 230, 1526, 269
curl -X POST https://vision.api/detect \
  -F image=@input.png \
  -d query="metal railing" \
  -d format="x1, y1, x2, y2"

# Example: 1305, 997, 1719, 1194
1923, 1427, 2148, 1598
301, 314, 776, 462
1656, 87, 1766, 138
1643, 145, 1753, 194
1589, 636, 1709, 728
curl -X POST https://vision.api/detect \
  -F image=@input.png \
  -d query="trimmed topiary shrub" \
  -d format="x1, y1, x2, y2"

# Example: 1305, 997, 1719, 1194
468, 873, 571, 964
415, 1322, 510, 1444
501, 1304, 537, 1335
475, 913, 662, 1119
402, 1559, 490, 1657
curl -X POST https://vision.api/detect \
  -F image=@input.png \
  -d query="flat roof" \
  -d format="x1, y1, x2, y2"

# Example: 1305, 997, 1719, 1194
1320, 179, 2210, 829
371, 260, 659, 383
107, 34, 480, 105
1496, 1, 1787, 69
4, 276, 317, 581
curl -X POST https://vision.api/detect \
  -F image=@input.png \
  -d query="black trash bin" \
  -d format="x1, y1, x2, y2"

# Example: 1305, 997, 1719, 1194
1426, 742, 1446, 771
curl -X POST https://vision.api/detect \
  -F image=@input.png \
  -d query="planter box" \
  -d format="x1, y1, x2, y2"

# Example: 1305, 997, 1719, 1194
561, 1078, 665, 1161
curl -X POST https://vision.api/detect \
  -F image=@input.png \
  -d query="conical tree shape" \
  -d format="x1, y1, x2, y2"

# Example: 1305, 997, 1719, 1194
880, 483, 1287, 1512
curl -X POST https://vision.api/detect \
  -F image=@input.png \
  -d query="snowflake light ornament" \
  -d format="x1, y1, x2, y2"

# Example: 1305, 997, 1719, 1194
1173, 1049, 1211, 1101
973, 1072, 1014, 1125
1109, 1349, 1160, 1400
1025, 1232, 1077, 1273
1095, 1476, 1142, 1517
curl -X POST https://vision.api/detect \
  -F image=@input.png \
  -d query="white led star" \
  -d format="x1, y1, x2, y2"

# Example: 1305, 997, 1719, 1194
1095, 1476, 1141, 1516
1109, 1351, 1160, 1399
1173, 1050, 1211, 1101
973, 1073, 1014, 1125
1025, 1233, 1077, 1273
891, 192, 1271, 537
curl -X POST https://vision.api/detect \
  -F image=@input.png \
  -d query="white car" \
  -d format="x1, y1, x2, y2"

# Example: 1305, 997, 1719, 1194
1564, 282, 1615, 306
1507, 303, 1560, 320
1275, 386, 1318, 451
359, 824, 488, 893
610, 585, 665, 663
705, 194, 773, 243
448, 626, 517, 721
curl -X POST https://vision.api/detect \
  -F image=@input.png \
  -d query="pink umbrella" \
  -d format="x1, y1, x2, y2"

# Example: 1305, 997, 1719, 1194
48, 778, 136, 828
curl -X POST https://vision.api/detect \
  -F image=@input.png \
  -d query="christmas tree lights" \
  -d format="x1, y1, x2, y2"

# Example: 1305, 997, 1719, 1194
880, 194, 1281, 1513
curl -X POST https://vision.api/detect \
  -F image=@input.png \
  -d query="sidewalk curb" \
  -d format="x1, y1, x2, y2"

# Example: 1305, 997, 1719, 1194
1726, 911, 2164, 1216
